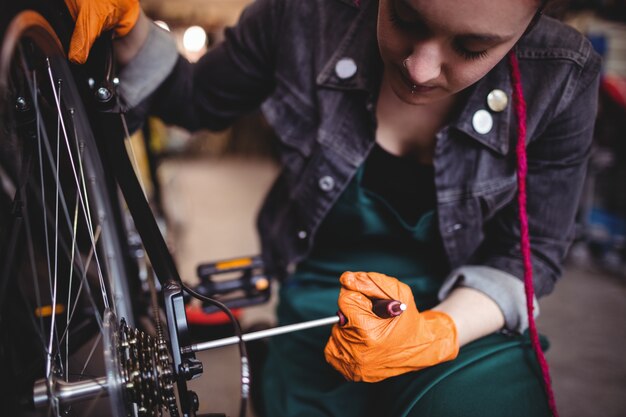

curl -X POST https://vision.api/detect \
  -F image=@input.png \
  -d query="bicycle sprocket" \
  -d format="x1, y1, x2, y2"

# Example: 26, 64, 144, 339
104, 310, 178, 417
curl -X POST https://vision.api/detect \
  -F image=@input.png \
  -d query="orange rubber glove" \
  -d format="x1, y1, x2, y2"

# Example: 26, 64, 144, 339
64, 0, 141, 64
324, 271, 459, 382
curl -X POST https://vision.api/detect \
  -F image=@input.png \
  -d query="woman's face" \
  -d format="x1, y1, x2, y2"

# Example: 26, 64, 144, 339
377, 0, 537, 104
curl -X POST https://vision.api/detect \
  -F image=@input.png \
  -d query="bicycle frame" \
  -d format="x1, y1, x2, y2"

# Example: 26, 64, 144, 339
86, 54, 207, 416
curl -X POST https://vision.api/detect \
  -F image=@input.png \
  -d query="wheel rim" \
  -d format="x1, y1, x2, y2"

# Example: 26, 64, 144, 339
0, 10, 133, 417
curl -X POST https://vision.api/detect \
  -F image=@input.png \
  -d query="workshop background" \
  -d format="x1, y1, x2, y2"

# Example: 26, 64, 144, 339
130, 0, 626, 416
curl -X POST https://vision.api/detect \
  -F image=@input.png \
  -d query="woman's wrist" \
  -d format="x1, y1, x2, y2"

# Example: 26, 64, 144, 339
113, 10, 151, 67
431, 287, 505, 347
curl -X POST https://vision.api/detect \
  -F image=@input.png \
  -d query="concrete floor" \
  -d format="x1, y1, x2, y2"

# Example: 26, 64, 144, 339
160, 155, 626, 417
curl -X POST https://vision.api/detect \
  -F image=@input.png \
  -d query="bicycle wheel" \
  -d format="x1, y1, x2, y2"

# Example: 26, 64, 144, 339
0, 10, 135, 417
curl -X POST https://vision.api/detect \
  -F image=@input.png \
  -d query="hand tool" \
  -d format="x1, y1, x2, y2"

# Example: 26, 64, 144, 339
182, 299, 406, 353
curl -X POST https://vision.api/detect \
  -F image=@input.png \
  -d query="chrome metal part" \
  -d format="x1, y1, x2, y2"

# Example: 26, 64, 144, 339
33, 377, 108, 408
96, 86, 112, 102
186, 315, 340, 352
15, 95, 28, 111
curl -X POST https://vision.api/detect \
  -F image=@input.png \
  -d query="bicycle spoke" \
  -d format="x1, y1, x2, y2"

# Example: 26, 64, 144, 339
37, 66, 110, 370
20, 186, 51, 356
20, 46, 55, 312
46, 77, 62, 380
65, 193, 79, 381
78, 332, 102, 380
72, 109, 117, 318
23, 52, 59, 379
50, 395, 60, 417
30, 69, 48, 351
24, 155, 105, 319
31, 128, 106, 333
45, 58, 110, 311
33, 112, 103, 329
31, 70, 106, 379
18, 49, 109, 385
59, 226, 102, 345
23, 197, 49, 352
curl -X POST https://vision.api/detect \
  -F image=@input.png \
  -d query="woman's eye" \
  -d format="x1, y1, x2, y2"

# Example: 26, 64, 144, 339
389, 9, 415, 31
453, 43, 489, 61
389, 1, 427, 33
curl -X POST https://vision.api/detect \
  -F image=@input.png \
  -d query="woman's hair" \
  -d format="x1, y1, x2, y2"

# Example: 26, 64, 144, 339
543, 0, 573, 20
358, 0, 568, 21
524, 0, 549, 34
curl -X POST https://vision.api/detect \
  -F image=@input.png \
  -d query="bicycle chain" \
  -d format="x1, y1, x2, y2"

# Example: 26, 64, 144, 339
118, 319, 179, 417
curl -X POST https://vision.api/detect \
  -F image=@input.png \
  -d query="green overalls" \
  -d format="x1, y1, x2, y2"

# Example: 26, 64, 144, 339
262, 151, 551, 417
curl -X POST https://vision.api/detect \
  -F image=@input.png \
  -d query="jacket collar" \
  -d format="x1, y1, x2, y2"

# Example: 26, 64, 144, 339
316, 0, 381, 93
317, 0, 513, 156
450, 58, 513, 155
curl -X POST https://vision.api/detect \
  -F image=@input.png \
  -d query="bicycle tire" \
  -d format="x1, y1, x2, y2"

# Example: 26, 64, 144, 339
0, 10, 134, 417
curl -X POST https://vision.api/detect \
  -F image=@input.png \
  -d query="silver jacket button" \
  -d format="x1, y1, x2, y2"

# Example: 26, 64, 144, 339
318, 175, 335, 192
472, 109, 493, 134
487, 89, 508, 112
297, 230, 308, 240
335, 58, 357, 80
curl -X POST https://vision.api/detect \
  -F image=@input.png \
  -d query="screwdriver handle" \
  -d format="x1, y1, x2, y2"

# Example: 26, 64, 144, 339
336, 299, 406, 326
372, 299, 407, 318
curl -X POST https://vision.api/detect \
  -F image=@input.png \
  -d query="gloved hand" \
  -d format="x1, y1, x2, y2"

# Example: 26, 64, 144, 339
64, 0, 141, 64
324, 271, 459, 382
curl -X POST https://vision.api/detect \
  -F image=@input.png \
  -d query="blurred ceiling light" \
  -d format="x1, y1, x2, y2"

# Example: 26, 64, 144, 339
183, 26, 207, 53
154, 20, 170, 31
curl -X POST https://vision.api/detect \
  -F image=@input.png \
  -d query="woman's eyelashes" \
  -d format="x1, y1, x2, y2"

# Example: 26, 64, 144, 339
388, 1, 490, 62
452, 42, 490, 61
389, 1, 428, 34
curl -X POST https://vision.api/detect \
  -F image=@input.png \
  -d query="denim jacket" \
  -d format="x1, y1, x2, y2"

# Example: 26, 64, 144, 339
120, 0, 601, 332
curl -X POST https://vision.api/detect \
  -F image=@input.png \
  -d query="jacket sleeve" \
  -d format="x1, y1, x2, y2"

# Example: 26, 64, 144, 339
119, 0, 284, 131
438, 265, 539, 333
439, 48, 602, 333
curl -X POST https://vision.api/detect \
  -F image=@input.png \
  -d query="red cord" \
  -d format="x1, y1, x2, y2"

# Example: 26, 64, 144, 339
508, 50, 560, 417
345, 6, 554, 409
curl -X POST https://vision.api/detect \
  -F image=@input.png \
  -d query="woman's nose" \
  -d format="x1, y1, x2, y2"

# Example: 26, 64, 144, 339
404, 42, 442, 85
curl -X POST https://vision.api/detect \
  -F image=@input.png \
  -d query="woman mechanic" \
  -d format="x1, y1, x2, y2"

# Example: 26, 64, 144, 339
66, 0, 600, 415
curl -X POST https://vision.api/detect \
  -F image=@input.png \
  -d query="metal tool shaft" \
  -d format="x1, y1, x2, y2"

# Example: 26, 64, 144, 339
185, 315, 341, 353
